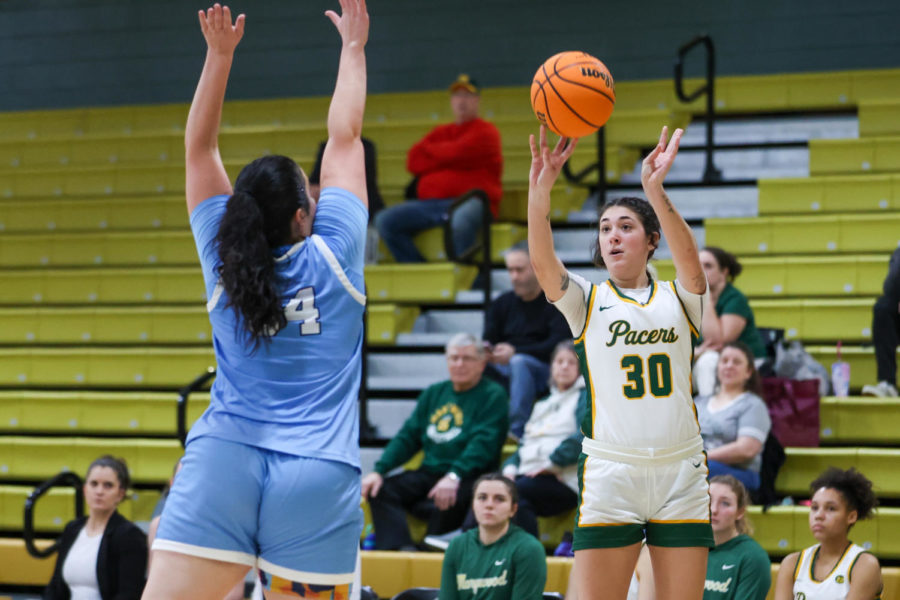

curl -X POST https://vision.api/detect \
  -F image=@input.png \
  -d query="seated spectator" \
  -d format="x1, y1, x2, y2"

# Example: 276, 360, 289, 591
44, 456, 147, 600
439, 474, 547, 600
775, 467, 883, 600
361, 333, 508, 550
862, 246, 900, 397
695, 247, 766, 397
500, 341, 586, 538
375, 74, 502, 263
706, 475, 771, 600
695, 342, 771, 492
308, 136, 384, 218
485, 246, 572, 440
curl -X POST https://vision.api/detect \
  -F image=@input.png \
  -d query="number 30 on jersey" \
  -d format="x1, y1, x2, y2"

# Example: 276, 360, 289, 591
284, 287, 321, 335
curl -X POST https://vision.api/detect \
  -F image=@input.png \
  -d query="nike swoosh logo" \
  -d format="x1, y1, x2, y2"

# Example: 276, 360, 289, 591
691, 458, 702, 468
722, 564, 735, 570
495, 560, 505, 566
597, 305, 615, 312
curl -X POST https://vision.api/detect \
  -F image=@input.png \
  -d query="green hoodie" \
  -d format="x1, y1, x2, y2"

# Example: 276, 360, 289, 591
375, 377, 508, 479
440, 524, 547, 600
704, 534, 771, 600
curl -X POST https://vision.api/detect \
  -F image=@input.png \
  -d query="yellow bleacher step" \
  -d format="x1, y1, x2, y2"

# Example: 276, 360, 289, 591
0, 264, 478, 306
777, 447, 900, 497
0, 390, 209, 435
367, 304, 420, 345
0, 436, 183, 484
820, 397, 900, 445
0, 347, 214, 388
752, 298, 874, 343
0, 305, 413, 347
377, 223, 525, 264
0, 267, 206, 305
807, 346, 895, 391
810, 136, 900, 176
0, 194, 187, 232
365, 263, 478, 303
0, 231, 199, 268
653, 255, 888, 297
0, 485, 161, 532
704, 214, 900, 255
748, 506, 900, 558
757, 174, 900, 215
859, 100, 900, 137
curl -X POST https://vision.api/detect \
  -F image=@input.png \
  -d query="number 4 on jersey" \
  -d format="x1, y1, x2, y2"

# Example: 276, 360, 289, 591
284, 287, 321, 335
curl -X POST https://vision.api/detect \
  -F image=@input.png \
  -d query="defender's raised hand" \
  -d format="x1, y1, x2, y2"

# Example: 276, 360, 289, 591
325, 0, 369, 48
198, 3, 245, 55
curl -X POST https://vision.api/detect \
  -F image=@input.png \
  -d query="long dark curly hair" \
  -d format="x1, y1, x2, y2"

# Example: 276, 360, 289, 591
215, 155, 309, 350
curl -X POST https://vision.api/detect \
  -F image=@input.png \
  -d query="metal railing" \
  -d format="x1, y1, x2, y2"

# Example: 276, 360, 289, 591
176, 366, 216, 447
674, 34, 722, 183
23, 471, 84, 558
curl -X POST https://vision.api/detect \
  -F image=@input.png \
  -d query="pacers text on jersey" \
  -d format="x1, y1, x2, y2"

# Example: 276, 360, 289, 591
606, 319, 679, 347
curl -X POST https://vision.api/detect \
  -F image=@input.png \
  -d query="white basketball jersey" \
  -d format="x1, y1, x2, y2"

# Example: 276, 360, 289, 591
792, 543, 879, 600
554, 273, 704, 451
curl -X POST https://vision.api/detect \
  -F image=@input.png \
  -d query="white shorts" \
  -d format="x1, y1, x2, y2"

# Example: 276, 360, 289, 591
574, 437, 713, 549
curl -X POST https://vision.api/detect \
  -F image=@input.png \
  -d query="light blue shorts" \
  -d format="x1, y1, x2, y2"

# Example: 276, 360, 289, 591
154, 436, 363, 588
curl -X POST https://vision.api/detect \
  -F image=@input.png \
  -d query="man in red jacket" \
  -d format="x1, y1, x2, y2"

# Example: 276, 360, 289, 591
375, 74, 503, 262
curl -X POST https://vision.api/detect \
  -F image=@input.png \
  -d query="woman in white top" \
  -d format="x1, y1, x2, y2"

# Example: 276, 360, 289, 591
694, 341, 771, 492
44, 456, 147, 600
775, 467, 883, 600
502, 341, 587, 537
528, 122, 711, 600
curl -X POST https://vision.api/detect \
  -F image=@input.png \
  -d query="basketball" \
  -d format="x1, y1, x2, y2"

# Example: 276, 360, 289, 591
531, 51, 615, 138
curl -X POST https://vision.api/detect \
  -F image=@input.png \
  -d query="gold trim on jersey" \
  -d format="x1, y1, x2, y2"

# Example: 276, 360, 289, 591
793, 549, 805, 582
669, 281, 700, 339
809, 542, 854, 583
607, 278, 657, 307
575, 285, 598, 438
647, 518, 710, 524
575, 284, 598, 345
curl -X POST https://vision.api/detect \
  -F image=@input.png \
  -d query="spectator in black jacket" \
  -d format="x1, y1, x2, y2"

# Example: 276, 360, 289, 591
484, 246, 572, 440
44, 455, 147, 600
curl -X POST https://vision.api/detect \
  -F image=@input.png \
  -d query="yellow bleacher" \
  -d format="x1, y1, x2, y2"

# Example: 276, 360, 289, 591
1, 66, 900, 597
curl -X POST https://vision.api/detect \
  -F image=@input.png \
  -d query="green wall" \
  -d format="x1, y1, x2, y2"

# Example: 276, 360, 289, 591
0, 0, 898, 110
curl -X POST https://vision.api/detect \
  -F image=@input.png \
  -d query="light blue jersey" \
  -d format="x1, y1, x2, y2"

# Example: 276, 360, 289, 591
188, 186, 367, 469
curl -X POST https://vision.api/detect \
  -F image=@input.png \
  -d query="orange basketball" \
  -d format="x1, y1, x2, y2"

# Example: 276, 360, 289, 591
531, 51, 615, 138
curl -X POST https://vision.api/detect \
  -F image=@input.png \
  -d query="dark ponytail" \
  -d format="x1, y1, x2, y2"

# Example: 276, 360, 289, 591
215, 155, 309, 350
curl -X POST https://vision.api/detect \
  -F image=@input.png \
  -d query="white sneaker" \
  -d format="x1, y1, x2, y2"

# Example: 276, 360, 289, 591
423, 529, 463, 551
861, 381, 899, 397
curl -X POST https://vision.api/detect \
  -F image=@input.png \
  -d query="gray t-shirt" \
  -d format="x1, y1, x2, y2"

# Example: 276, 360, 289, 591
695, 392, 771, 473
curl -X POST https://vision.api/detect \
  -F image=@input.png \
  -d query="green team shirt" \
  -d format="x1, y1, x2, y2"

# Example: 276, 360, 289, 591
439, 524, 547, 600
704, 534, 771, 600
716, 284, 766, 358
375, 377, 509, 479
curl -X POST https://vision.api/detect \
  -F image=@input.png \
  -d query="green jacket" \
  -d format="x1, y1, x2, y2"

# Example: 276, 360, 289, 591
374, 377, 508, 480
440, 524, 547, 600
704, 534, 771, 600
